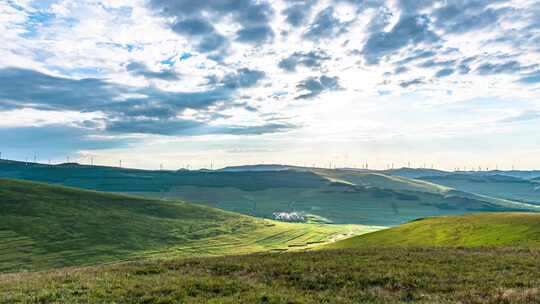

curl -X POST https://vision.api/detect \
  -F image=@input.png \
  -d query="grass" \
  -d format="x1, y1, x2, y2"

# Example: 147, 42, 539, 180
2, 247, 540, 303
326, 212, 540, 249
0, 179, 376, 273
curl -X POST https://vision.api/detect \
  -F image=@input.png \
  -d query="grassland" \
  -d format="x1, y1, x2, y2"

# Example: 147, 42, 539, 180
2, 247, 540, 303
326, 212, 540, 249
0, 179, 376, 273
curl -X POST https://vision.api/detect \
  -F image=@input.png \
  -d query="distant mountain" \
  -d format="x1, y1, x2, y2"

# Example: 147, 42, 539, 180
1, 159, 538, 226
420, 173, 540, 205
219, 164, 309, 172
382, 167, 449, 179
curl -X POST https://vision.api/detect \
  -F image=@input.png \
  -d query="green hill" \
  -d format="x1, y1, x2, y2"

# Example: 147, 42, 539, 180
1, 160, 539, 226
326, 213, 540, 249
0, 179, 372, 273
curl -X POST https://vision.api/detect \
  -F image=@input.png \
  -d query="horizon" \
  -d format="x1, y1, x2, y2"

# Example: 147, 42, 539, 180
1, 156, 536, 172
1, 1, 540, 170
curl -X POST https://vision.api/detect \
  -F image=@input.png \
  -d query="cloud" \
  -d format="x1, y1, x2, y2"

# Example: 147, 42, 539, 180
0, 67, 286, 137
296, 75, 341, 99
282, 1, 315, 26
222, 68, 266, 89
236, 25, 275, 44
518, 70, 540, 84
106, 119, 297, 136
126, 62, 180, 80
399, 78, 424, 88
435, 68, 454, 78
303, 7, 349, 40
433, 1, 509, 34
0, 67, 227, 118
148, 0, 275, 53
498, 111, 540, 123
476, 60, 523, 75
362, 15, 439, 64
278, 50, 330, 72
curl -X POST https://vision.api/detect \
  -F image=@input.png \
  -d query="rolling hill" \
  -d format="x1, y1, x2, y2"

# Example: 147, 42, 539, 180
420, 173, 540, 205
326, 212, 540, 249
0, 160, 539, 226
0, 179, 373, 273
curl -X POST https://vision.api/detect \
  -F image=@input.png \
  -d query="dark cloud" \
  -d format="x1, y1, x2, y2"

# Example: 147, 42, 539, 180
433, 1, 509, 34
296, 75, 341, 99
107, 119, 296, 136
282, 1, 316, 27
278, 50, 330, 72
418, 59, 456, 68
362, 15, 439, 64
304, 7, 349, 40
476, 60, 523, 75
399, 78, 424, 88
395, 49, 437, 65
366, 6, 393, 32
435, 68, 454, 78
149, 0, 275, 53
222, 68, 266, 89
0, 67, 289, 137
236, 25, 274, 44
126, 62, 180, 80
394, 66, 409, 74
397, 0, 434, 15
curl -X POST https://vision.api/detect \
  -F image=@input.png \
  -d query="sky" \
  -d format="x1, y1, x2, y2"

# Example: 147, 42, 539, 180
1, 0, 540, 170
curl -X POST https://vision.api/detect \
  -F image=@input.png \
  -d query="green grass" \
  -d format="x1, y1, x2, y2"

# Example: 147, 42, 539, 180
2, 247, 540, 303
0, 179, 376, 273
326, 212, 540, 249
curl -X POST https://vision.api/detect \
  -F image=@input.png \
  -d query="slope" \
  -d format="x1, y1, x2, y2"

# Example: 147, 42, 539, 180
326, 212, 540, 249
0, 179, 372, 273
420, 173, 540, 205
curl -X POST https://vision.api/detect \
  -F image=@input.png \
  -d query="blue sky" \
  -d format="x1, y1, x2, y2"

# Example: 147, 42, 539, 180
1, 0, 540, 170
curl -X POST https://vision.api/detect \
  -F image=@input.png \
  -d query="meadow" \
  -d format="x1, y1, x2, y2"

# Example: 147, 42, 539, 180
2, 247, 540, 303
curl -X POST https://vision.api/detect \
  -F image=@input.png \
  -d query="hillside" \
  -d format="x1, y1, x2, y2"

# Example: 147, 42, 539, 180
420, 174, 540, 205
2, 247, 540, 303
0, 179, 372, 273
326, 213, 540, 249
1, 160, 539, 226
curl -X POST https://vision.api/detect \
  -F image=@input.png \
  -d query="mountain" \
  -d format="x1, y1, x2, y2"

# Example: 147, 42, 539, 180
0, 179, 369, 273
419, 173, 540, 205
326, 212, 540, 249
0, 160, 538, 226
